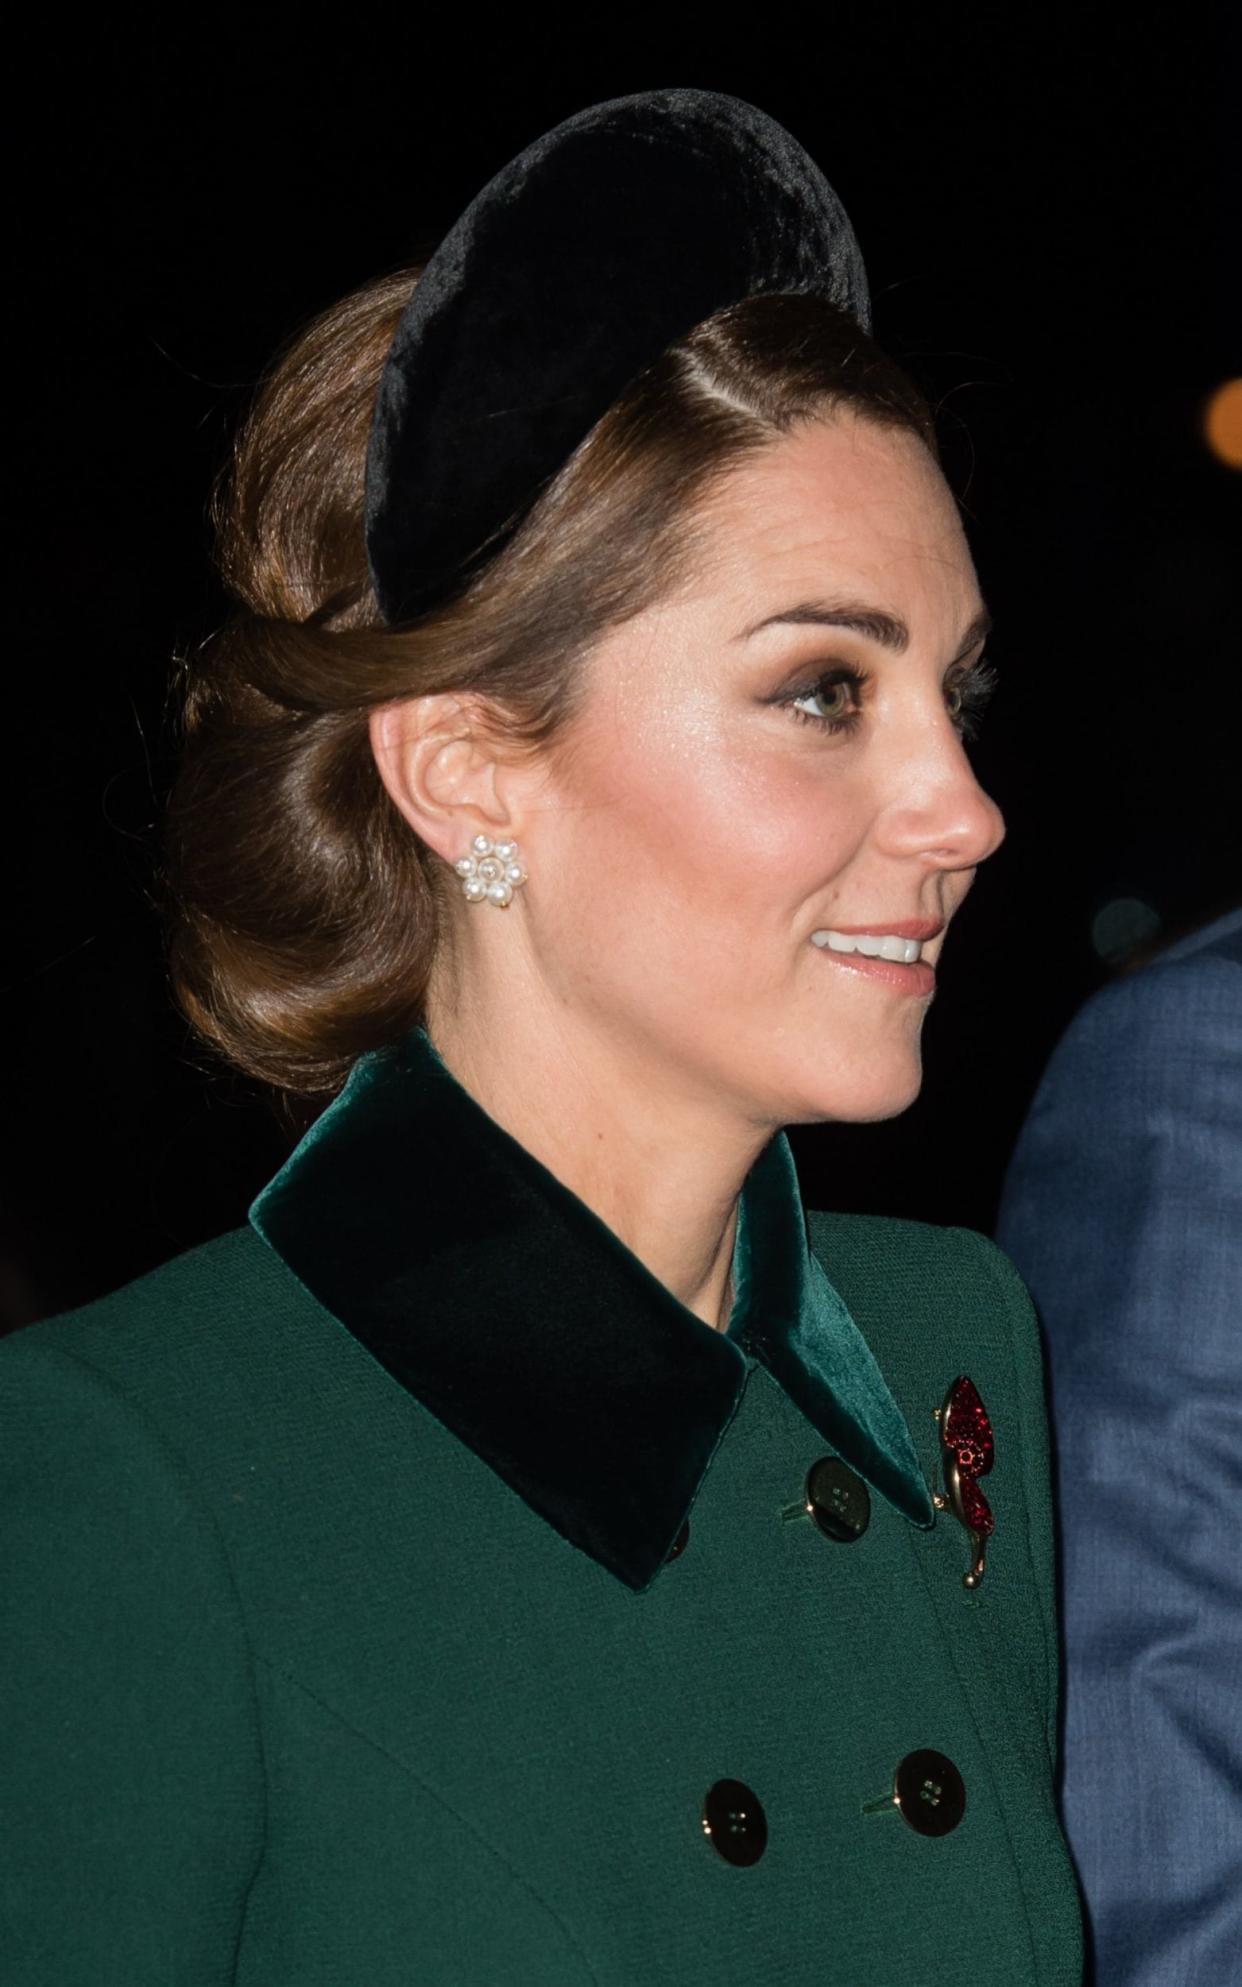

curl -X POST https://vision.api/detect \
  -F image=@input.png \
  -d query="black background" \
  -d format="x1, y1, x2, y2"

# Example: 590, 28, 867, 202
6, 8, 1238, 1328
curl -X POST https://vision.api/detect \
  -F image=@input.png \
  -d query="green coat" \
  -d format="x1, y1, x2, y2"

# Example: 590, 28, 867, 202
2, 1027, 1083, 1984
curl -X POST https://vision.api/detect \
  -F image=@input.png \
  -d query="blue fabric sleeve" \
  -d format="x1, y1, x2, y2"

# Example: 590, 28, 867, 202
997, 942, 1242, 1987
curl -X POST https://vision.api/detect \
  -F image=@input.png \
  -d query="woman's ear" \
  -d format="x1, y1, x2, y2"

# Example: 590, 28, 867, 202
367, 693, 518, 865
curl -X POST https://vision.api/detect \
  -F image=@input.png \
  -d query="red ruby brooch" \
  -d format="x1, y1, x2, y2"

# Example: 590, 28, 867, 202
934, 1375, 994, 1589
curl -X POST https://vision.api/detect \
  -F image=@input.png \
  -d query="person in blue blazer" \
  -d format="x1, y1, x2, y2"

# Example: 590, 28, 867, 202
997, 904, 1242, 1986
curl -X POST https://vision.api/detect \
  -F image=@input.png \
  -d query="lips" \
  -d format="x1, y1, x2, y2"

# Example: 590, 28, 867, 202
808, 917, 943, 996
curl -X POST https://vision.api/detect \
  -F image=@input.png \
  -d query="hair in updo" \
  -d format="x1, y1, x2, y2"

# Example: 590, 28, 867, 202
164, 270, 937, 1097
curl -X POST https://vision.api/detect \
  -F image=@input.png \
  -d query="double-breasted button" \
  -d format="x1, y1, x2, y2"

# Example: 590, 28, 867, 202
702, 1779, 768, 1865
892, 1749, 966, 1836
788, 1455, 871, 1541
666, 1519, 690, 1562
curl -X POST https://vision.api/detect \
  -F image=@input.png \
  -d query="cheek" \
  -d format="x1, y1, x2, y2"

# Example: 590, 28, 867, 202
549, 713, 867, 970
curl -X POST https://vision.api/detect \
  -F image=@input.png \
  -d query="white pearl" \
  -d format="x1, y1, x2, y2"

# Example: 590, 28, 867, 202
494, 839, 517, 862
504, 863, 526, 885
486, 880, 512, 906
462, 877, 487, 901
454, 856, 477, 877
471, 834, 494, 856
477, 857, 501, 882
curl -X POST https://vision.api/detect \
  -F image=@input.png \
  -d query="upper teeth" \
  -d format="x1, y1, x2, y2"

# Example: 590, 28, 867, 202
811, 931, 923, 963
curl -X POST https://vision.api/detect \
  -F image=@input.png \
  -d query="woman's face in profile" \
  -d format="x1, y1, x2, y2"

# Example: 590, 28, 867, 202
529, 408, 1006, 1128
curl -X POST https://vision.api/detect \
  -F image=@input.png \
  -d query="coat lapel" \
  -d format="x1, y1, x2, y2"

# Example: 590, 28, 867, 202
250, 1026, 931, 1589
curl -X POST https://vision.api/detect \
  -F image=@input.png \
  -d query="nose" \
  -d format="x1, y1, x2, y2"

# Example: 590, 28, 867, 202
877, 730, 1006, 874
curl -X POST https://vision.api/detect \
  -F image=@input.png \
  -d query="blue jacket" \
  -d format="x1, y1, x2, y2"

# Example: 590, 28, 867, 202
997, 907, 1242, 1986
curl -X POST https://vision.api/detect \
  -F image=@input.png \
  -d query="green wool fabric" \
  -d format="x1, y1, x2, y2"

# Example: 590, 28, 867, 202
1, 1031, 1082, 1984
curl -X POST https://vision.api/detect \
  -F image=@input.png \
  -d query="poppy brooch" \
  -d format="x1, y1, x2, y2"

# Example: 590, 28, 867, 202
934, 1375, 994, 1589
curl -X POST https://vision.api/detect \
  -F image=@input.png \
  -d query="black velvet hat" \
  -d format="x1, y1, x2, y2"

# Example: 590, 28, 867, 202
364, 89, 870, 626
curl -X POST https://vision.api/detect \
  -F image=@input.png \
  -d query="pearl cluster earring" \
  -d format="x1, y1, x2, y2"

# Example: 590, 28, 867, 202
454, 833, 528, 908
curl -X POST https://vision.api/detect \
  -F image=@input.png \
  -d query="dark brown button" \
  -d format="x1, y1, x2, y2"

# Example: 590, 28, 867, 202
806, 1456, 871, 1542
666, 1519, 690, 1562
702, 1779, 767, 1865
893, 1749, 966, 1836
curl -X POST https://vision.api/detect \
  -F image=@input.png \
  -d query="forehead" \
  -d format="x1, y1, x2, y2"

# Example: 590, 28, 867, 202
683, 412, 978, 629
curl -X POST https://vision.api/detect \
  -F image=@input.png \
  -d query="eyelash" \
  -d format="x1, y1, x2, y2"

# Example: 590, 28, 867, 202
779, 658, 999, 740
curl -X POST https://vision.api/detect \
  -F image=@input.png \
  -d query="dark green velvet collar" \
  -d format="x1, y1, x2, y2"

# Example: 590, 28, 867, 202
249, 1026, 932, 1590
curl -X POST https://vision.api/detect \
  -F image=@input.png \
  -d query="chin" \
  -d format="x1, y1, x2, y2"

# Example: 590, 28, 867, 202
848, 1086, 923, 1125
788, 1050, 924, 1127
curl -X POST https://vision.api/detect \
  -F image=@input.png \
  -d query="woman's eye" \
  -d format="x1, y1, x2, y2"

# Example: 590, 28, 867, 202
777, 656, 998, 738
783, 668, 866, 732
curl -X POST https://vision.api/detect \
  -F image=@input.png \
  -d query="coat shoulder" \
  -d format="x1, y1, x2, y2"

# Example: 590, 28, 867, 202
0, 1225, 315, 1460
4, 1225, 291, 1374
805, 1207, 1041, 1375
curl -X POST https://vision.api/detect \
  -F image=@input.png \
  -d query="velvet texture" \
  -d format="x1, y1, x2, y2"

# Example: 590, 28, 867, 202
364, 89, 870, 623
250, 1026, 931, 1591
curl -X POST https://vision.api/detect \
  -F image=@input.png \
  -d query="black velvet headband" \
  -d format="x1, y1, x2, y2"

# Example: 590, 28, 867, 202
364, 88, 870, 626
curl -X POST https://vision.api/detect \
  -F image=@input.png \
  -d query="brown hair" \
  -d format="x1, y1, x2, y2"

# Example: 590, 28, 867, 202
164, 269, 937, 1098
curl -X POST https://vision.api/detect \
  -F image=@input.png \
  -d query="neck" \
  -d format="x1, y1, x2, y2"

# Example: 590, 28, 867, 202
423, 994, 765, 1332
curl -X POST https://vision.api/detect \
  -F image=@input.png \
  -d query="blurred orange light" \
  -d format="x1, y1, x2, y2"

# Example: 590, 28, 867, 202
1204, 378, 1242, 468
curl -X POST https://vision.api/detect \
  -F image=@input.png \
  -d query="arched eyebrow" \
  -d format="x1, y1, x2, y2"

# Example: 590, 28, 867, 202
737, 600, 993, 663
